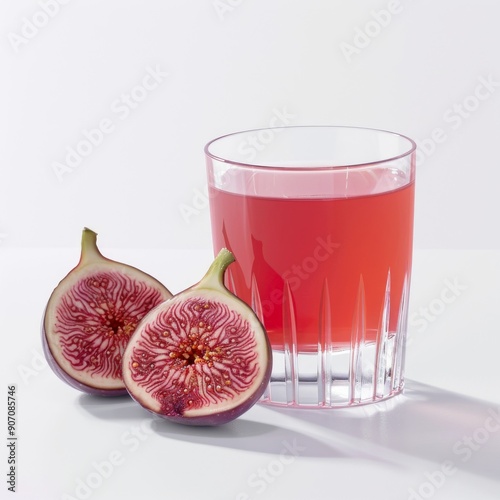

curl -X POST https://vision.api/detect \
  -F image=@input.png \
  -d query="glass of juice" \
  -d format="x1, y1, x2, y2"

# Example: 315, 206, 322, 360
205, 126, 416, 408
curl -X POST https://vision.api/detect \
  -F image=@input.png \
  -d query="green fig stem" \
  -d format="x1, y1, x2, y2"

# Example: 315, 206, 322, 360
79, 227, 105, 266
196, 248, 235, 291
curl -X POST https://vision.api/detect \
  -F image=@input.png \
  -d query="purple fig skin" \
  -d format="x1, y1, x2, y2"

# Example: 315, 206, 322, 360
126, 354, 272, 425
132, 371, 271, 426
42, 228, 172, 397
41, 309, 128, 397
126, 316, 272, 426
122, 249, 272, 426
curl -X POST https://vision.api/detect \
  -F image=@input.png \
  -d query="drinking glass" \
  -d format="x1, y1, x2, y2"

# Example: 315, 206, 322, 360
205, 126, 416, 407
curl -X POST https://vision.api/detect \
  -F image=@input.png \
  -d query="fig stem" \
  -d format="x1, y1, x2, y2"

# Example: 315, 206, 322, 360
196, 248, 235, 291
79, 228, 105, 266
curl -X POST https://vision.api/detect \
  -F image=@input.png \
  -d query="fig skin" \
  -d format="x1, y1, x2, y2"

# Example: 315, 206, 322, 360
42, 228, 172, 397
42, 313, 128, 397
41, 315, 128, 397
122, 249, 272, 426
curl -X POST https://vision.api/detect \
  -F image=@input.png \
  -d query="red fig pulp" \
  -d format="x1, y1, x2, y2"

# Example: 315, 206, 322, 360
122, 248, 272, 425
42, 228, 172, 396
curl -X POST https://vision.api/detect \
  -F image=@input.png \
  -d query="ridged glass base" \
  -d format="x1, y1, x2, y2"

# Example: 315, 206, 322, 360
253, 266, 409, 408
260, 336, 405, 408
258, 272, 410, 408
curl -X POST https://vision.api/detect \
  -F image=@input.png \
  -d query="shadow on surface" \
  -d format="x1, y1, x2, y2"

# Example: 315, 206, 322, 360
75, 379, 500, 471
76, 393, 346, 458
77, 393, 147, 420
264, 380, 500, 482
151, 416, 348, 458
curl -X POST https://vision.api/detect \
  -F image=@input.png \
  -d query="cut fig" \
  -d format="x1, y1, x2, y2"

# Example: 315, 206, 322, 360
122, 248, 272, 425
42, 228, 172, 396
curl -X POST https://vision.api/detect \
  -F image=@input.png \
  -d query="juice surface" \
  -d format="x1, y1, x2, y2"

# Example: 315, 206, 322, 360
208, 179, 414, 351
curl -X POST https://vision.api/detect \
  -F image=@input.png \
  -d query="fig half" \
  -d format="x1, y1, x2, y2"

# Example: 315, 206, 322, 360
42, 228, 172, 396
122, 248, 272, 425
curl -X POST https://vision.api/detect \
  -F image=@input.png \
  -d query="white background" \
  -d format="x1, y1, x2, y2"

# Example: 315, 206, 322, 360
1, 0, 500, 250
1, 1, 500, 500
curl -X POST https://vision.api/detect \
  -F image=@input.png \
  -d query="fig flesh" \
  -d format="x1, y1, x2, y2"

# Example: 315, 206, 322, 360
42, 228, 172, 396
122, 248, 272, 425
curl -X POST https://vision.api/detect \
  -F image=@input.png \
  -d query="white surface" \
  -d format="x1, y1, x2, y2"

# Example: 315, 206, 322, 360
1, 247, 499, 500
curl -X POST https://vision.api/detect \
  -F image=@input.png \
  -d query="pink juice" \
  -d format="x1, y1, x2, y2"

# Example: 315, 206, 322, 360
208, 173, 415, 352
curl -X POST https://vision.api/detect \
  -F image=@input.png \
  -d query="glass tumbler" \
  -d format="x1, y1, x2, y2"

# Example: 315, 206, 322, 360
205, 126, 416, 408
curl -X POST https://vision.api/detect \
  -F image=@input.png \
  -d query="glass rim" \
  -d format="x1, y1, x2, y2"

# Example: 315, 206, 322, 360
204, 125, 417, 171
